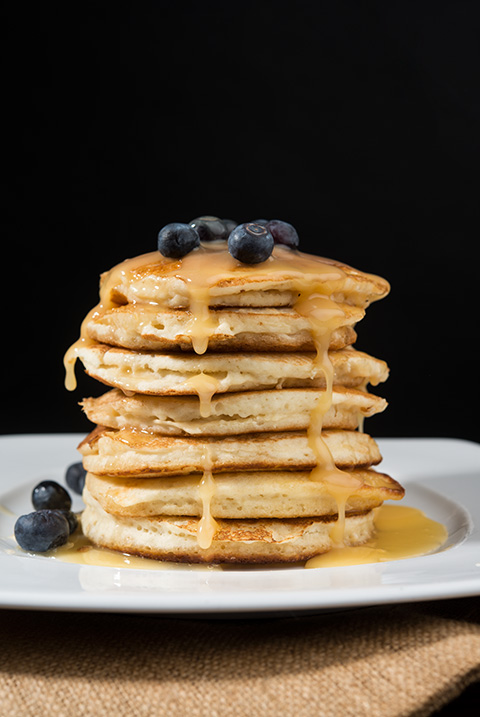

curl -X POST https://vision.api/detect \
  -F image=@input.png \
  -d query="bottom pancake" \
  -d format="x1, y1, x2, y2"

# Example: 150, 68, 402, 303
81, 488, 376, 563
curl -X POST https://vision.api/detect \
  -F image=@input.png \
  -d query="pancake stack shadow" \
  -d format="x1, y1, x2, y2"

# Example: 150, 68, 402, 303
66, 241, 404, 563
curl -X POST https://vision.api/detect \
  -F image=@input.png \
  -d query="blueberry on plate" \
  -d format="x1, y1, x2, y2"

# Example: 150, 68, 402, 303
157, 222, 200, 258
65, 461, 86, 495
32, 480, 72, 511
266, 219, 299, 249
228, 222, 274, 264
59, 509, 79, 534
189, 215, 229, 242
14, 510, 70, 552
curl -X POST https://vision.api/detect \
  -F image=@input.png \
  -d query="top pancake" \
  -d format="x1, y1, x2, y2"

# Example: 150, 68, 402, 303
99, 243, 390, 310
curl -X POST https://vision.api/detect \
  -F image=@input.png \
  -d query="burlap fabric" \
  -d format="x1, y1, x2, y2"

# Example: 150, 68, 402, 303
0, 597, 479, 716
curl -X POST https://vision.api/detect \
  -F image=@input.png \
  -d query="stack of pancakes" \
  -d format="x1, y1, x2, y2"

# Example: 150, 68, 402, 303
65, 241, 404, 563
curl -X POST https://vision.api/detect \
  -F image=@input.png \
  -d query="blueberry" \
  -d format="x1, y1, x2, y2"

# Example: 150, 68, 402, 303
32, 480, 72, 511
59, 510, 79, 534
65, 462, 86, 495
266, 219, 299, 249
157, 222, 200, 258
222, 218, 238, 235
228, 223, 274, 264
14, 510, 70, 552
189, 215, 229, 242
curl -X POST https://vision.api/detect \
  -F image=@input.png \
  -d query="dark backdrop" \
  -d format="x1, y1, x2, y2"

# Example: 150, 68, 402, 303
3, 1, 479, 442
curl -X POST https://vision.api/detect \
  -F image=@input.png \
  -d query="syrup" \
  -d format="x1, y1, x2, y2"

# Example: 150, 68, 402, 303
182, 374, 220, 418
63, 244, 348, 392
196, 446, 218, 549
54, 533, 216, 571
63, 241, 388, 551
305, 504, 448, 568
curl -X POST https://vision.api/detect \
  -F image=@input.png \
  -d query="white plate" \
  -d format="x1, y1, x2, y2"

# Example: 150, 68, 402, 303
1, 434, 479, 615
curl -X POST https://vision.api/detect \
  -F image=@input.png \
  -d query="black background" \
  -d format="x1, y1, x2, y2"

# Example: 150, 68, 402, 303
2, 1, 479, 442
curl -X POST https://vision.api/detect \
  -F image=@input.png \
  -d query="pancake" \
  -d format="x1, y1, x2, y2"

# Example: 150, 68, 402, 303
100, 244, 390, 310
81, 487, 377, 563
74, 343, 389, 396
83, 303, 362, 352
85, 469, 405, 519
78, 427, 382, 477
81, 386, 387, 435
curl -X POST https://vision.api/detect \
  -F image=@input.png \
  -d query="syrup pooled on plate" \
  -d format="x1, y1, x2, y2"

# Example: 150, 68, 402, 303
305, 504, 448, 568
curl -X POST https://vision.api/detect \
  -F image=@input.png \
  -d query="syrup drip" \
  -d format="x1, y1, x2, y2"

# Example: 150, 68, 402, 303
182, 374, 220, 418
294, 292, 363, 546
196, 447, 218, 550
64, 253, 167, 391
63, 310, 97, 392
